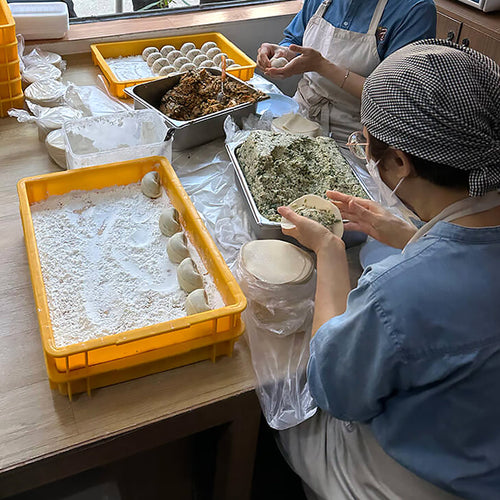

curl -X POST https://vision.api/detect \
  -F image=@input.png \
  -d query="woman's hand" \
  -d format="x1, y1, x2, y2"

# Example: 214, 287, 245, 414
327, 191, 417, 249
264, 44, 327, 78
277, 206, 345, 255
257, 43, 295, 71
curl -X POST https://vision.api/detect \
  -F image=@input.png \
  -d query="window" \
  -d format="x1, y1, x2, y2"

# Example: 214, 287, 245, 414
28, 0, 286, 21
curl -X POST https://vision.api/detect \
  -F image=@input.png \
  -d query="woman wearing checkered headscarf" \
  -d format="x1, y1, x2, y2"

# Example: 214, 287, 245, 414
276, 40, 500, 500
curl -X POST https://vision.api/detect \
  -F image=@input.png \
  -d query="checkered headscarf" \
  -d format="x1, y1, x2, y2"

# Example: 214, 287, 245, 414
361, 39, 500, 196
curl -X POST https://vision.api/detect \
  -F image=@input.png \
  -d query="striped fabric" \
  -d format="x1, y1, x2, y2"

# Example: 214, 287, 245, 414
361, 39, 500, 196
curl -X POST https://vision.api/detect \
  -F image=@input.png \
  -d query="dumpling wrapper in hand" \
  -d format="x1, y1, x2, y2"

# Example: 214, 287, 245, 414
281, 194, 344, 237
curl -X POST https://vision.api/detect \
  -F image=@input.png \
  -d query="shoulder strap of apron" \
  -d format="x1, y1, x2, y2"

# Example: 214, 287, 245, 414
315, 0, 333, 19
367, 0, 389, 35
403, 190, 500, 251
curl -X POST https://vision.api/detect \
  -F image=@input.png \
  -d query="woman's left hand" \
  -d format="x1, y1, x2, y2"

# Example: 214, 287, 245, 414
265, 44, 327, 78
277, 206, 345, 255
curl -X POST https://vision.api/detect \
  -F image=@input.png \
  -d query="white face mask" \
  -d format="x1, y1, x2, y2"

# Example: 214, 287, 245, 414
366, 158, 406, 208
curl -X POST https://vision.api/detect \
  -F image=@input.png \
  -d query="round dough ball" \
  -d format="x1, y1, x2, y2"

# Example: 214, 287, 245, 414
201, 41, 217, 54
142, 46, 159, 61
147, 52, 162, 67
151, 57, 170, 74
212, 52, 228, 66
227, 64, 241, 70
192, 54, 209, 66
180, 42, 196, 55
160, 45, 176, 57
173, 56, 190, 70
186, 48, 202, 61
166, 50, 183, 64
166, 232, 189, 264
271, 57, 288, 69
221, 58, 234, 68
206, 47, 222, 59
141, 171, 162, 199
199, 60, 215, 68
158, 65, 177, 77
177, 257, 203, 293
159, 207, 180, 237
185, 289, 211, 316
180, 63, 197, 72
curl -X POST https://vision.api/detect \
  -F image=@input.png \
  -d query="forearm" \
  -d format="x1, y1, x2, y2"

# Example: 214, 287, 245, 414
312, 238, 351, 336
317, 59, 365, 100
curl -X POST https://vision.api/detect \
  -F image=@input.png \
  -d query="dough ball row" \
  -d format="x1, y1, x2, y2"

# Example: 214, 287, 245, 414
141, 41, 241, 77
140, 172, 211, 315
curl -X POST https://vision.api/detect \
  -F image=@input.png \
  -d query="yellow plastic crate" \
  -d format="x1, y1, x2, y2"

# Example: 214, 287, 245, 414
91, 32, 257, 99
0, 91, 23, 116
17, 156, 247, 398
0, 58, 20, 82
0, 40, 17, 64
0, 0, 16, 46
0, 75, 21, 99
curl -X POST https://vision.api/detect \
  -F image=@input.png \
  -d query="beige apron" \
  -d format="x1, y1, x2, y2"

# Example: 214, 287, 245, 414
278, 412, 463, 500
294, 0, 387, 142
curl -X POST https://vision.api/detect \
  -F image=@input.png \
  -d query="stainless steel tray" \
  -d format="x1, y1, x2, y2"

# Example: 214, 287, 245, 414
124, 68, 268, 151
226, 137, 374, 247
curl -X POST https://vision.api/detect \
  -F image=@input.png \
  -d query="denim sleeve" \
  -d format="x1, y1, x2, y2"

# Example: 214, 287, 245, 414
380, 0, 436, 59
307, 278, 404, 422
280, 0, 321, 46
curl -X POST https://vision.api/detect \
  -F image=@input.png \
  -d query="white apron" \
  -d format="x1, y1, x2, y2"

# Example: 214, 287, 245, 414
294, 0, 387, 142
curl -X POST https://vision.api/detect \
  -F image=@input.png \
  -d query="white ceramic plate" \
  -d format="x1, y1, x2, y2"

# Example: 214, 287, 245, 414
256, 93, 300, 117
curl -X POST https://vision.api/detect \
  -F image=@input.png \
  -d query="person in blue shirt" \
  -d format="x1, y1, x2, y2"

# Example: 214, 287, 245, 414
276, 40, 500, 500
257, 0, 436, 141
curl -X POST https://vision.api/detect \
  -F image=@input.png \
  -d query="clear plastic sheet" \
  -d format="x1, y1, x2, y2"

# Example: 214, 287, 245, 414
174, 139, 318, 429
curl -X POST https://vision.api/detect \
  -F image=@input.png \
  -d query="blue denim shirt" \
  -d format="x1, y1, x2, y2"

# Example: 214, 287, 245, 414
308, 222, 500, 499
281, 0, 436, 60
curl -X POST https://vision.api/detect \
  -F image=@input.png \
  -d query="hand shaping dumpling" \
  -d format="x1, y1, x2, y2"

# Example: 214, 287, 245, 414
177, 257, 203, 293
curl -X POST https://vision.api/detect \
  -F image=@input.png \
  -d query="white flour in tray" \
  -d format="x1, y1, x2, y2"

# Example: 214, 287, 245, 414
31, 182, 224, 348
105, 55, 154, 81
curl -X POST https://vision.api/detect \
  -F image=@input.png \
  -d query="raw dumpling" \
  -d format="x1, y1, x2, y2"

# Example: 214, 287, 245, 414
166, 231, 189, 264
192, 54, 209, 66
180, 42, 196, 55
159, 207, 181, 237
173, 56, 190, 69
151, 57, 170, 73
186, 48, 201, 61
147, 52, 162, 67
158, 65, 177, 76
185, 289, 211, 315
206, 47, 222, 59
212, 52, 228, 66
160, 45, 176, 57
199, 60, 215, 68
141, 171, 162, 199
201, 41, 217, 54
180, 63, 196, 72
166, 50, 183, 64
271, 57, 288, 68
177, 257, 203, 293
227, 64, 241, 70
142, 46, 159, 61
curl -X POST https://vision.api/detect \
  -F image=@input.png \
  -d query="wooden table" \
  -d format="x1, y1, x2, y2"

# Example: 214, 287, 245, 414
0, 54, 260, 499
